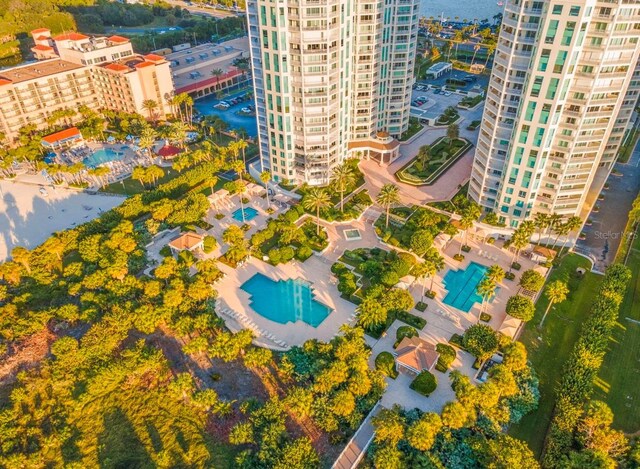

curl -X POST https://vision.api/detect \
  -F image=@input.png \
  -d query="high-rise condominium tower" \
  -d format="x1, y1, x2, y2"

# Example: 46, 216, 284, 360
470, 0, 640, 227
247, 0, 419, 185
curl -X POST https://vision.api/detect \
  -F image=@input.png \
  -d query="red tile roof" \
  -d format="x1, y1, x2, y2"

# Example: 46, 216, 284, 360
36, 35, 50, 41
103, 63, 129, 72
31, 45, 54, 52
134, 61, 154, 69
395, 337, 440, 373
0, 78, 12, 86
53, 32, 89, 41
108, 35, 129, 43
157, 145, 183, 158
41, 127, 82, 145
144, 54, 165, 63
169, 232, 204, 251
31, 28, 50, 34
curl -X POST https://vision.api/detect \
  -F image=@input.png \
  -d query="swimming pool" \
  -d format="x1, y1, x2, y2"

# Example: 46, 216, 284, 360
240, 273, 332, 327
232, 207, 258, 222
442, 262, 495, 312
83, 148, 125, 168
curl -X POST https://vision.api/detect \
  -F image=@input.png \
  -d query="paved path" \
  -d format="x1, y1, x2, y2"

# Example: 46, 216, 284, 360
576, 129, 640, 271
332, 403, 381, 469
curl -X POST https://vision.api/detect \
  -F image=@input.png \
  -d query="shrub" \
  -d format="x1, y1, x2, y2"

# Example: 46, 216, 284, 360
453, 254, 465, 261
449, 333, 465, 349
396, 311, 427, 329
435, 344, 456, 372
461, 245, 471, 253
375, 351, 398, 379
331, 262, 348, 275
506, 295, 535, 322
159, 245, 172, 257
380, 270, 400, 287
296, 245, 313, 261
203, 235, 217, 253
463, 324, 499, 362
425, 290, 436, 299
214, 213, 225, 220
338, 272, 358, 296
415, 301, 428, 312
280, 246, 295, 262
505, 272, 516, 281
267, 248, 281, 264
410, 371, 437, 396
486, 237, 496, 244
395, 326, 418, 347
519, 269, 545, 292
511, 262, 522, 271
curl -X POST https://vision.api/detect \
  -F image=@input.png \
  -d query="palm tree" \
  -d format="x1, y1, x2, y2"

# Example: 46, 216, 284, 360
557, 216, 582, 254
412, 262, 432, 302
484, 42, 496, 68
471, 43, 481, 64
302, 188, 331, 235
169, 121, 189, 148
539, 280, 569, 327
424, 248, 445, 293
138, 127, 156, 155
356, 296, 387, 329
486, 264, 505, 284
551, 222, 571, 250
547, 213, 563, 238
142, 99, 159, 124
211, 69, 224, 88
260, 170, 272, 207
231, 160, 248, 221
377, 183, 400, 229
446, 123, 460, 143
331, 163, 356, 213
460, 203, 482, 249
533, 213, 550, 243
476, 277, 497, 321
236, 138, 249, 166
418, 144, 431, 168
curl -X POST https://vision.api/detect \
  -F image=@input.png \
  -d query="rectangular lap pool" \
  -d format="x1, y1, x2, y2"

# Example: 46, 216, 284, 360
442, 262, 495, 312
232, 207, 258, 222
240, 273, 331, 327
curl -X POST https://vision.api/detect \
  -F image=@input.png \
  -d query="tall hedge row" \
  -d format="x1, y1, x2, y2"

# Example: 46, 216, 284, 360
542, 264, 631, 468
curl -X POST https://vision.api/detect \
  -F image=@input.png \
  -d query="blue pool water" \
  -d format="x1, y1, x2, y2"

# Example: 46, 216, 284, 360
83, 148, 125, 168
442, 262, 496, 312
232, 207, 258, 222
241, 273, 332, 327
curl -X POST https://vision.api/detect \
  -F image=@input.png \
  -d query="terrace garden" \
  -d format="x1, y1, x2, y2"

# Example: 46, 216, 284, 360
434, 106, 460, 126
331, 248, 426, 338
249, 206, 328, 265
375, 205, 449, 251
395, 136, 472, 186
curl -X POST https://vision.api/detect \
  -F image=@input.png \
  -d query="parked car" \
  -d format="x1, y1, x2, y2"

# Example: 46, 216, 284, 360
433, 89, 441, 94
417, 96, 427, 101
443, 91, 452, 97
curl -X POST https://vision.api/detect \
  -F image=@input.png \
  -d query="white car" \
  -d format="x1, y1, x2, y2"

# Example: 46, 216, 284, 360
39, 187, 48, 197
444, 91, 452, 97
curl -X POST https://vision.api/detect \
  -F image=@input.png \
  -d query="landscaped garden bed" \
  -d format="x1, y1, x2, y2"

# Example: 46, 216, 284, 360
395, 136, 472, 186
250, 206, 328, 264
466, 120, 481, 130
399, 117, 424, 141
375, 205, 448, 250
458, 95, 484, 110
434, 106, 460, 126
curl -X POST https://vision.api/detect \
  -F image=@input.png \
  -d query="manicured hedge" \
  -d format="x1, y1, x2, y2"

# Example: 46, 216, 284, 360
396, 311, 426, 329
542, 264, 631, 467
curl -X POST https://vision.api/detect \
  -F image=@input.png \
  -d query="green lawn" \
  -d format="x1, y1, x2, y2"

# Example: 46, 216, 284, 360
101, 167, 180, 195
593, 233, 640, 433
509, 254, 602, 457
399, 117, 424, 142
618, 128, 640, 164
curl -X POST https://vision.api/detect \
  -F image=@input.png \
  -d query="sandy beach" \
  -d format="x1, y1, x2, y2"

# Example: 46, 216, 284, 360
0, 180, 124, 262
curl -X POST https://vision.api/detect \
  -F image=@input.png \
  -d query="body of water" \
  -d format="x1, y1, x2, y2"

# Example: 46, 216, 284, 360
420, 0, 504, 23
241, 273, 332, 327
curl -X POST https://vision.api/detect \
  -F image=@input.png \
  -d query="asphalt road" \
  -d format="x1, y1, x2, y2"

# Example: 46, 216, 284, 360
164, 0, 237, 18
576, 131, 640, 271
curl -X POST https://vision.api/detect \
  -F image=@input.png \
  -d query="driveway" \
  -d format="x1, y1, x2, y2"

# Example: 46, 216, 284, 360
361, 102, 484, 204
576, 132, 640, 271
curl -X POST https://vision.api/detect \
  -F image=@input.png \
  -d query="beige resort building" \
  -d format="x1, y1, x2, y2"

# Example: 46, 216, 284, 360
0, 28, 174, 144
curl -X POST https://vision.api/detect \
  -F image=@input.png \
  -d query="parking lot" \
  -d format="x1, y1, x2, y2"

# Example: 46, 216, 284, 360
410, 89, 464, 122
415, 68, 490, 94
